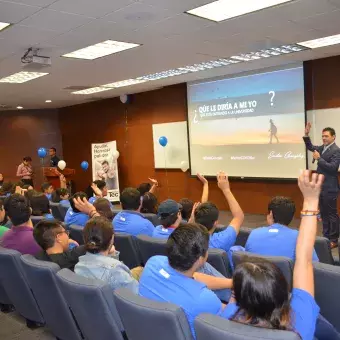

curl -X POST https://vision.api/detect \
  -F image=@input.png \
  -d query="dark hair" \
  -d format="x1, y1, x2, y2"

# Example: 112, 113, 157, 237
0, 182, 13, 196
10, 181, 24, 194
0, 198, 9, 225
4, 193, 31, 226
83, 216, 114, 254
85, 180, 107, 198
137, 183, 151, 196
179, 198, 194, 220
322, 127, 336, 136
167, 223, 209, 272
93, 198, 114, 221
120, 187, 141, 210
30, 193, 51, 216
102, 160, 109, 166
194, 202, 219, 231
52, 188, 69, 203
232, 258, 291, 330
141, 192, 158, 214
33, 219, 64, 250
50, 147, 56, 152
41, 182, 52, 193
160, 213, 179, 228
268, 197, 295, 226
69, 192, 88, 212
23, 156, 32, 162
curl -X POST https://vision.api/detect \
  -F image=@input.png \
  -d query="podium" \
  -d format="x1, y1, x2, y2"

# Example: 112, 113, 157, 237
42, 167, 75, 189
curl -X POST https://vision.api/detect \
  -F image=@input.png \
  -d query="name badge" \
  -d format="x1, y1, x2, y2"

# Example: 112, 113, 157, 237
159, 269, 170, 279
269, 229, 278, 233
120, 217, 126, 221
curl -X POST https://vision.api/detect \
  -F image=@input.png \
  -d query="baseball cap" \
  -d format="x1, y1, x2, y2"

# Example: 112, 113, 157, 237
157, 199, 182, 217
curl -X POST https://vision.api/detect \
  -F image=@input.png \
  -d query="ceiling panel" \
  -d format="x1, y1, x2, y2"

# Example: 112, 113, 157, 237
1, 0, 56, 6
49, 0, 135, 18
0, 1, 41, 23
138, 0, 214, 13
20, 9, 93, 33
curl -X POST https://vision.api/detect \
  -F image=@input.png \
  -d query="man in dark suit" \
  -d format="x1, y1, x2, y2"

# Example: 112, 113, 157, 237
303, 122, 340, 248
49, 147, 60, 168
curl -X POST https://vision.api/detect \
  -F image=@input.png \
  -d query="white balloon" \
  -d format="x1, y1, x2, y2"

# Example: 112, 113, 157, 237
120, 94, 128, 104
113, 150, 120, 160
180, 160, 189, 172
58, 160, 66, 170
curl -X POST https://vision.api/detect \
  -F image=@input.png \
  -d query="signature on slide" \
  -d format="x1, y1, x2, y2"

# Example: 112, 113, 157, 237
268, 151, 304, 160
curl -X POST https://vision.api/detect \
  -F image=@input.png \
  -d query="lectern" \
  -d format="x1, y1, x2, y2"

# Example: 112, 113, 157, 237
42, 167, 75, 189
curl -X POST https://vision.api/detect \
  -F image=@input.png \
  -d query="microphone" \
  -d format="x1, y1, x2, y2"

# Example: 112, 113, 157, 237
312, 158, 316, 164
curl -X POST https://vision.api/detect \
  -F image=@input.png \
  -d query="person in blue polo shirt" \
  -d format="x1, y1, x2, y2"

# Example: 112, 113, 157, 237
64, 192, 89, 227
87, 180, 108, 204
193, 171, 244, 253
139, 223, 232, 339
41, 182, 54, 201
245, 196, 319, 262
113, 187, 154, 236
152, 199, 182, 239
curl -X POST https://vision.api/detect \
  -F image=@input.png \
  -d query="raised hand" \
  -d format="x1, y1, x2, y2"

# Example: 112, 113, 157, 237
298, 170, 323, 202
305, 122, 312, 136
197, 173, 208, 185
188, 202, 201, 223
217, 171, 230, 191
91, 183, 103, 197
73, 197, 96, 215
149, 178, 158, 186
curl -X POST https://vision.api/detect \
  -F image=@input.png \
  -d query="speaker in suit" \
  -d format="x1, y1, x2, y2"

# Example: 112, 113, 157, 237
303, 127, 340, 245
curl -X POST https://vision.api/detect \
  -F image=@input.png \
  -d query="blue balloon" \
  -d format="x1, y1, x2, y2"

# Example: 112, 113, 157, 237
81, 161, 89, 170
159, 136, 168, 147
37, 147, 47, 158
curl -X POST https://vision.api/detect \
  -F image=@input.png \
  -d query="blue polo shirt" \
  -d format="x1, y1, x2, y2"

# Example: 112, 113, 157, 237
46, 193, 52, 201
113, 211, 154, 237
209, 226, 237, 252
64, 208, 89, 227
221, 288, 319, 340
60, 199, 70, 207
139, 256, 223, 338
245, 224, 319, 262
152, 226, 176, 239
89, 197, 97, 204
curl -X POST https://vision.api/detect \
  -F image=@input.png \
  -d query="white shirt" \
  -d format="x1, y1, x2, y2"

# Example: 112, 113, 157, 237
322, 141, 335, 154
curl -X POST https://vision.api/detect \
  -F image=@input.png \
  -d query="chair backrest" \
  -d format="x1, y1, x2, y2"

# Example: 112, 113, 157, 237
142, 213, 161, 226
20, 255, 83, 340
58, 204, 69, 220
50, 202, 63, 221
0, 283, 11, 305
232, 251, 293, 290
314, 236, 334, 265
195, 314, 300, 340
56, 268, 124, 340
0, 246, 44, 323
207, 248, 231, 278
114, 287, 193, 340
314, 262, 340, 332
114, 232, 142, 268
136, 235, 167, 265
31, 215, 44, 226
69, 224, 84, 245
235, 227, 252, 247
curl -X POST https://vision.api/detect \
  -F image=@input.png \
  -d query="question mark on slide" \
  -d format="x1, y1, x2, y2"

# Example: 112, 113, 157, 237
269, 91, 275, 106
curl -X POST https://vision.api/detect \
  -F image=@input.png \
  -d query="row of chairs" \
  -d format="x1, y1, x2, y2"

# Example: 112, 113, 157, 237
0, 245, 339, 339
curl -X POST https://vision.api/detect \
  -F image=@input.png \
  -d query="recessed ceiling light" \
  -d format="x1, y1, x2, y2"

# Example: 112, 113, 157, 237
0, 22, 10, 32
45, 100, 52, 103
103, 79, 147, 88
298, 33, 340, 49
186, 0, 294, 22
17, 106, 23, 109
0, 71, 49, 83
62, 40, 140, 60
71, 87, 113, 95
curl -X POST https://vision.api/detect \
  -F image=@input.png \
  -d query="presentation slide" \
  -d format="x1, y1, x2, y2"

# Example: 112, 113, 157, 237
187, 66, 306, 179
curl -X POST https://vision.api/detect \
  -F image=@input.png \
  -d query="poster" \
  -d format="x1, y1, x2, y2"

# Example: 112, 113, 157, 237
91, 141, 120, 202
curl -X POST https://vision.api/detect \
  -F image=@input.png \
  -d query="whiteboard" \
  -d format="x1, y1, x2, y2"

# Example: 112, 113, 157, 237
152, 122, 189, 169
306, 108, 340, 171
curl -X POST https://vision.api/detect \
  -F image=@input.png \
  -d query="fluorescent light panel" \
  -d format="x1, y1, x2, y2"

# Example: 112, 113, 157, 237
187, 0, 294, 22
62, 40, 140, 60
298, 33, 340, 49
72, 87, 113, 94
0, 71, 49, 83
0, 22, 10, 31
103, 79, 146, 88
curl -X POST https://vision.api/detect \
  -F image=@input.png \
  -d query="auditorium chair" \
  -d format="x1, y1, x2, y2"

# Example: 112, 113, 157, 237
235, 227, 252, 247
314, 262, 340, 333
0, 284, 13, 313
114, 232, 142, 269
69, 224, 84, 245
114, 287, 193, 340
20, 255, 83, 340
31, 215, 44, 226
195, 314, 300, 340
142, 213, 160, 226
58, 204, 69, 220
0, 246, 45, 327
56, 268, 124, 340
232, 251, 294, 290
50, 202, 63, 221
314, 236, 334, 265
206, 248, 232, 278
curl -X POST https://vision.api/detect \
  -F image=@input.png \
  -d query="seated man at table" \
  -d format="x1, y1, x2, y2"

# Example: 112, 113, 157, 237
245, 196, 319, 261
113, 188, 154, 236
64, 192, 89, 227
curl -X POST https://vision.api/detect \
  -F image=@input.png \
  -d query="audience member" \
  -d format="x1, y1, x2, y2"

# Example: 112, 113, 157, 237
152, 199, 182, 239
74, 216, 140, 293
34, 220, 85, 270
16, 156, 33, 186
51, 188, 70, 206
0, 198, 11, 237
49, 147, 60, 168
139, 223, 232, 338
41, 182, 54, 201
137, 177, 158, 196
86, 180, 108, 204
113, 188, 154, 236
30, 193, 54, 219
0, 182, 13, 197
93, 198, 114, 221
64, 192, 89, 227
140, 192, 158, 214
0, 194, 41, 255
0, 173, 3, 188
245, 196, 319, 261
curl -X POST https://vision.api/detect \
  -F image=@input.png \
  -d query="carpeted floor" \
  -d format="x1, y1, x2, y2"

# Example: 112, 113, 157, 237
0, 212, 337, 340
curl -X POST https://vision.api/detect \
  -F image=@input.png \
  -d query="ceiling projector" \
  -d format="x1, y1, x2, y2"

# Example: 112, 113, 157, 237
21, 48, 51, 70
